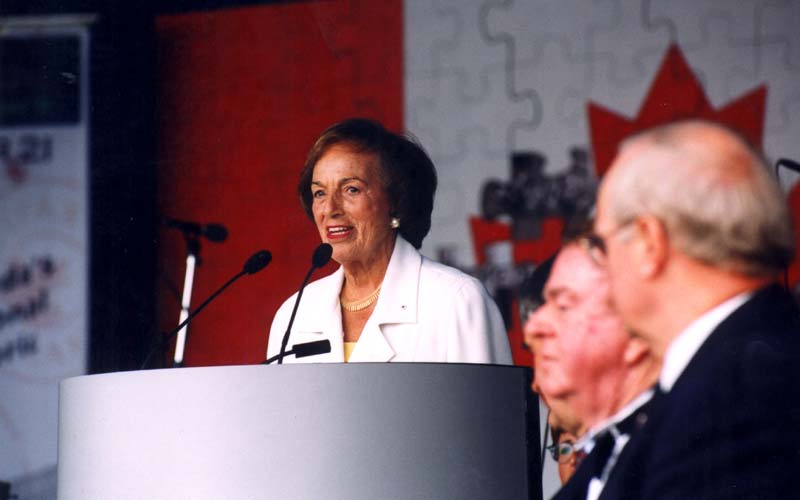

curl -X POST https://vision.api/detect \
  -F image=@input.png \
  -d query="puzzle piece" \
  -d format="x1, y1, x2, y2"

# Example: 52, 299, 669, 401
481, 1, 596, 160
644, 0, 762, 49
477, 4, 546, 151
754, 0, 800, 138
483, 0, 592, 68
406, 0, 538, 176
585, 0, 672, 88
406, 0, 507, 97
724, 1, 800, 170
408, 69, 527, 159
430, 0, 502, 97
763, 90, 800, 185
676, 16, 760, 104
757, 0, 800, 71
511, 42, 595, 160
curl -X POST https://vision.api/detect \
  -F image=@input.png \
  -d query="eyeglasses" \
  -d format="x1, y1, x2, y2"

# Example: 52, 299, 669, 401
546, 441, 576, 464
581, 220, 636, 266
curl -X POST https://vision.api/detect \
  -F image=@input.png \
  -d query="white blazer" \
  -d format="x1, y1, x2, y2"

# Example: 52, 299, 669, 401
268, 237, 512, 364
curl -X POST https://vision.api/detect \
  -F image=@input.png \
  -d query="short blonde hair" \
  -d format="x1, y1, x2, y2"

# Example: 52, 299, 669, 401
606, 120, 794, 277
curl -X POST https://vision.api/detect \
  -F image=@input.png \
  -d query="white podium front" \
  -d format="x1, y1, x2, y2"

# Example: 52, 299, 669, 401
58, 363, 540, 500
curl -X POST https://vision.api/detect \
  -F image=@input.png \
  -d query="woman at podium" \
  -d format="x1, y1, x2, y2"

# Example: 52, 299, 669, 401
268, 118, 511, 364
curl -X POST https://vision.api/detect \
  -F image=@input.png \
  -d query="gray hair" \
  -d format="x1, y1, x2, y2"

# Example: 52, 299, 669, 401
606, 120, 795, 277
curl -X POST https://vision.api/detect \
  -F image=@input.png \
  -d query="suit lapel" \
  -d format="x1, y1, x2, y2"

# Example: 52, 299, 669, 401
348, 237, 420, 363
290, 267, 346, 361
553, 459, 593, 500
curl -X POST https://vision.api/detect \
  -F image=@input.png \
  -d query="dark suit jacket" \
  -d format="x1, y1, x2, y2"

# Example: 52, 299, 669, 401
552, 454, 593, 500
599, 284, 800, 500
551, 401, 651, 500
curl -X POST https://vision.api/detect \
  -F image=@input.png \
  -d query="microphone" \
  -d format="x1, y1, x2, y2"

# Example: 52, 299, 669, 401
243, 250, 272, 275
164, 217, 228, 242
775, 158, 800, 292
262, 339, 331, 364
312, 242, 333, 268
276, 243, 333, 364
293, 339, 331, 358
777, 158, 800, 174
140, 249, 272, 369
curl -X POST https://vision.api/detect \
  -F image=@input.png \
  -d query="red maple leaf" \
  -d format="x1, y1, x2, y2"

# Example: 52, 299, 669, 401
588, 44, 767, 177
588, 44, 800, 286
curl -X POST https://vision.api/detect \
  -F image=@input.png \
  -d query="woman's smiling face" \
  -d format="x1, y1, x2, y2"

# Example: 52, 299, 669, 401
310, 144, 395, 267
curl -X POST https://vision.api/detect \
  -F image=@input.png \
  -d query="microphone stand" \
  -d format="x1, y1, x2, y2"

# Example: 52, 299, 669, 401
141, 268, 246, 370
174, 236, 200, 367
276, 243, 332, 364
277, 266, 315, 364
140, 249, 271, 370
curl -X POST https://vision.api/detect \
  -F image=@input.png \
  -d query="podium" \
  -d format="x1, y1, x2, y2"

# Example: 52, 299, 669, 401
58, 363, 541, 500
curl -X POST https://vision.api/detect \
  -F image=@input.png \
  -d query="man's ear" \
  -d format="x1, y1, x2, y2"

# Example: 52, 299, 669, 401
632, 215, 669, 279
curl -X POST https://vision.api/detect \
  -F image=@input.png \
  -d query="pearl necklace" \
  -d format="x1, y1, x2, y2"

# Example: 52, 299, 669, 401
340, 284, 382, 312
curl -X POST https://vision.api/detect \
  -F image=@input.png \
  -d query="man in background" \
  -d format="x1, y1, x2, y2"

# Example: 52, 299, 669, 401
523, 238, 660, 500
593, 119, 800, 499
548, 425, 580, 484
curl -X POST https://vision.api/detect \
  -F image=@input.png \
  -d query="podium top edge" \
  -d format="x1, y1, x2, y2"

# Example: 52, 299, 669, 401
61, 362, 529, 385
0, 14, 99, 30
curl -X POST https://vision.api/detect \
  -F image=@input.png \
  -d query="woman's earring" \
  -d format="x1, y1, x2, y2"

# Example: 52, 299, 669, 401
390, 217, 400, 229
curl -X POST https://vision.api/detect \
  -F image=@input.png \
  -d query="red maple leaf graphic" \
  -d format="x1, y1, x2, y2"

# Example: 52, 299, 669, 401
588, 44, 800, 286
588, 44, 766, 177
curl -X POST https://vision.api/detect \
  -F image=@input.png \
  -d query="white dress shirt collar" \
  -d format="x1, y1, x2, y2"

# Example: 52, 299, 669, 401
659, 291, 752, 392
577, 388, 655, 453
582, 389, 656, 500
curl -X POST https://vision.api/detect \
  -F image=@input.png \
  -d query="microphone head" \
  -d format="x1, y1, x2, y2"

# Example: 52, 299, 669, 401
292, 339, 332, 359
204, 223, 228, 242
777, 158, 800, 173
312, 243, 333, 268
243, 250, 272, 275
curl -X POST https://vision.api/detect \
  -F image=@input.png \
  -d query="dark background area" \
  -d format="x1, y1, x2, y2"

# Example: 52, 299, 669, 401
0, 0, 295, 373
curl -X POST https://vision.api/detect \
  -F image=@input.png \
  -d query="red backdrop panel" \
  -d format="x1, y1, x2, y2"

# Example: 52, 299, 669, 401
155, 1, 403, 366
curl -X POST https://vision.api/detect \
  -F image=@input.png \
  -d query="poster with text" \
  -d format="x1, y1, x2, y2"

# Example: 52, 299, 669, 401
0, 22, 89, 481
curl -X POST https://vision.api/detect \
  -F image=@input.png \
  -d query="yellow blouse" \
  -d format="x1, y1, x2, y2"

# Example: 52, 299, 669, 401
343, 342, 356, 362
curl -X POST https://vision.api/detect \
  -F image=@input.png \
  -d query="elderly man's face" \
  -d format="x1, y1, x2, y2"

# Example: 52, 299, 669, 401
593, 143, 659, 333
524, 245, 629, 409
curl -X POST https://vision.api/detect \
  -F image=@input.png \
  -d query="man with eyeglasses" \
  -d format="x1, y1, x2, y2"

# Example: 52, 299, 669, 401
548, 426, 580, 484
523, 237, 660, 500
592, 120, 800, 499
